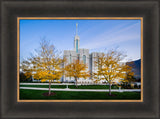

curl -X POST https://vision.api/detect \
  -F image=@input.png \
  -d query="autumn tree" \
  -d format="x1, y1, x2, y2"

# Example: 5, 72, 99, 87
19, 71, 30, 82
20, 60, 34, 82
93, 50, 134, 96
64, 59, 90, 87
21, 39, 64, 95
121, 70, 135, 84
120, 62, 137, 88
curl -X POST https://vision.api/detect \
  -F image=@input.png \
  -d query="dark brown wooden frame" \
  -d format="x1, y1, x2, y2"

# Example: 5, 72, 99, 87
0, 0, 159, 118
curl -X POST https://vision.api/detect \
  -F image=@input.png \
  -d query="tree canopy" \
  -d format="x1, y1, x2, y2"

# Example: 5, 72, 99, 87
92, 50, 134, 95
20, 39, 65, 95
21, 39, 64, 82
64, 59, 90, 87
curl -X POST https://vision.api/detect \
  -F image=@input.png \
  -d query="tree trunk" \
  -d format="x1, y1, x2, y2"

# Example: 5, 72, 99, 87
49, 80, 51, 95
75, 78, 78, 88
109, 83, 112, 96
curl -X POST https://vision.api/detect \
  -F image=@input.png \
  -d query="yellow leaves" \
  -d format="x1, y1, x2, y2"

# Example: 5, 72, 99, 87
93, 49, 134, 84
127, 72, 134, 76
20, 39, 64, 82
41, 79, 48, 82
32, 70, 63, 81
64, 59, 90, 79
24, 72, 32, 79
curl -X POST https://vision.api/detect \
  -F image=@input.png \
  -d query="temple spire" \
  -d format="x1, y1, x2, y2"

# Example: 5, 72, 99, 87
76, 23, 78, 36
74, 23, 80, 53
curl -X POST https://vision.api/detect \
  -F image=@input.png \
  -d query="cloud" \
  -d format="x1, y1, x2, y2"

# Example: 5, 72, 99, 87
81, 22, 140, 49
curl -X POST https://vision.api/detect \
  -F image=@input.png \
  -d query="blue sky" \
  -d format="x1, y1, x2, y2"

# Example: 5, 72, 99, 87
20, 19, 141, 62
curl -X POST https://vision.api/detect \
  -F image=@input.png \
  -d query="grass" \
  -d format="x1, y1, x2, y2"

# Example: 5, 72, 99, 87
20, 85, 119, 89
20, 89, 141, 100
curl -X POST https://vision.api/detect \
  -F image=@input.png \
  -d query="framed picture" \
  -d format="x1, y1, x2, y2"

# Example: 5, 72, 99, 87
1, 0, 159, 119
17, 17, 143, 102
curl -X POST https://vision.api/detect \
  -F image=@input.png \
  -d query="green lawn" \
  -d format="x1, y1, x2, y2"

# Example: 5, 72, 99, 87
20, 89, 141, 100
20, 85, 119, 89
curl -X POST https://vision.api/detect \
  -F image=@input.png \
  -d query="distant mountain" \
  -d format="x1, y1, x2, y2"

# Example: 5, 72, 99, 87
127, 59, 141, 80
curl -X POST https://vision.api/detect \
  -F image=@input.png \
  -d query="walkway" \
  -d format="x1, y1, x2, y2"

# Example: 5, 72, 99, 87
20, 83, 78, 85
20, 87, 141, 92
20, 83, 107, 85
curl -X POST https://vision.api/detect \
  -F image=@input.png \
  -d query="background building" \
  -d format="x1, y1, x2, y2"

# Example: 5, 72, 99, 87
63, 24, 102, 83
62, 24, 141, 84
